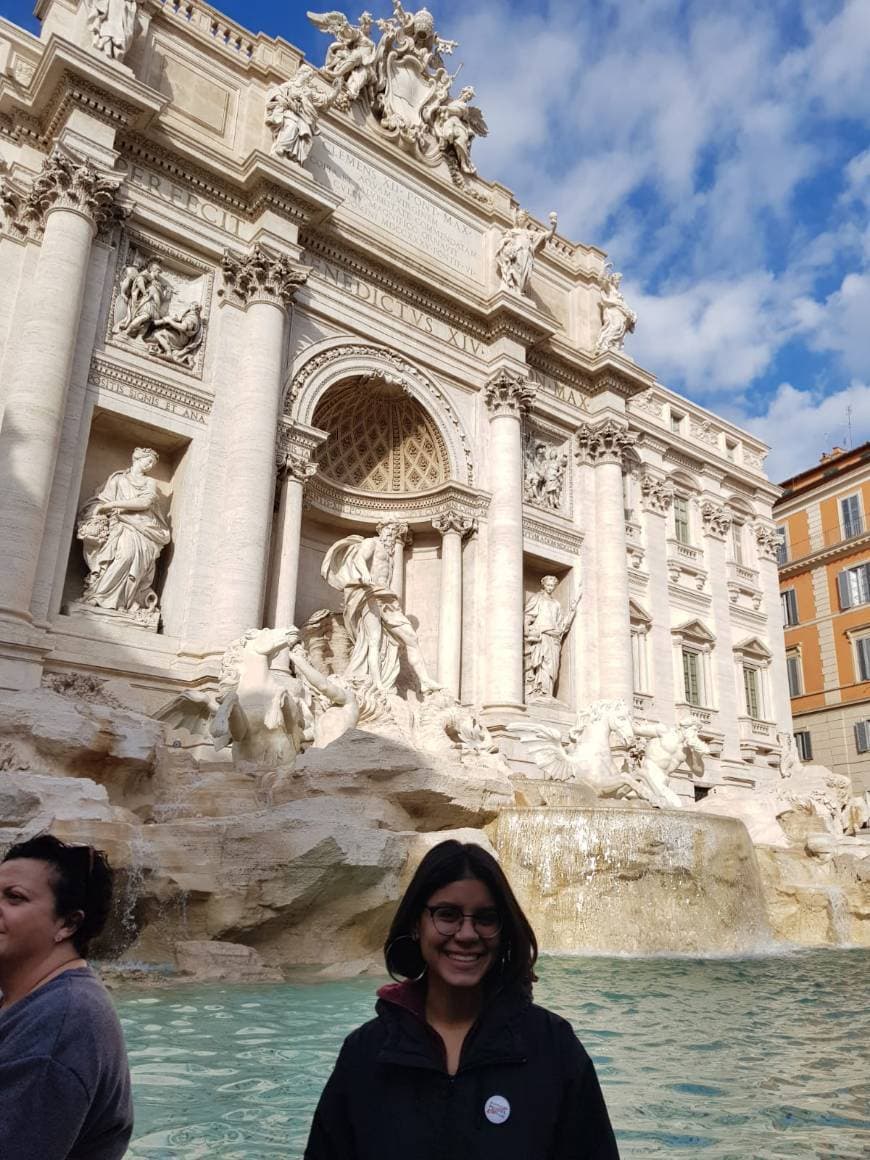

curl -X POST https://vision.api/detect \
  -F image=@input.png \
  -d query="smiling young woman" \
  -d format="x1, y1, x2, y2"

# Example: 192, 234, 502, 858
0, 834, 133, 1160
304, 839, 620, 1159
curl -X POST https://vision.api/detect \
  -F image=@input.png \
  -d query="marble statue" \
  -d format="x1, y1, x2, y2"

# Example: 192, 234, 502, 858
157, 626, 359, 766
321, 520, 442, 694
428, 84, 488, 175
75, 447, 170, 630
523, 437, 568, 511
114, 257, 171, 340
265, 65, 333, 165
307, 9, 378, 108
777, 730, 802, 778
843, 790, 870, 836
496, 207, 558, 295
595, 265, 637, 354
413, 689, 508, 770
632, 719, 710, 810
509, 700, 651, 800
523, 576, 580, 700
86, 0, 140, 61
145, 302, 204, 367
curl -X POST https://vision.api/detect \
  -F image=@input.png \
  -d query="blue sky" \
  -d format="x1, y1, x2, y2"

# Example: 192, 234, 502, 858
3, 0, 869, 481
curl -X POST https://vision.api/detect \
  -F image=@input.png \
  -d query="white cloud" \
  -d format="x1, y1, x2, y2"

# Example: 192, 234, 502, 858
739, 379, 870, 482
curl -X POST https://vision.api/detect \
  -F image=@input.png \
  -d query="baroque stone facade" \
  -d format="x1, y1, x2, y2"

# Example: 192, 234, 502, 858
0, 0, 788, 792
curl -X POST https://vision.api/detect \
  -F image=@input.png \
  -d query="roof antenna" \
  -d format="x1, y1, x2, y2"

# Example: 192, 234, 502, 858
846, 405, 853, 449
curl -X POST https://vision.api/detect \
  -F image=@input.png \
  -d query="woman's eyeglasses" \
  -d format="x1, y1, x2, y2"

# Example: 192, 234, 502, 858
423, 905, 501, 937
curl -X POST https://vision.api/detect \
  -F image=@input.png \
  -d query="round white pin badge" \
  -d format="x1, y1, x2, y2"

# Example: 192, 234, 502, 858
484, 1094, 511, 1124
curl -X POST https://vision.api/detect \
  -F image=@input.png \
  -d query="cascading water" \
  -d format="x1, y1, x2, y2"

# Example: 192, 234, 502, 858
493, 806, 774, 955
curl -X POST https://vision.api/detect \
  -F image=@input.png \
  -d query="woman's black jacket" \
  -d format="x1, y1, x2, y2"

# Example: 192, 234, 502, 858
303, 980, 620, 1160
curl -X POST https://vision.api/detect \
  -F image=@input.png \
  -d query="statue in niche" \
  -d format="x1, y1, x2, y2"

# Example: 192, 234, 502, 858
307, 10, 378, 108
114, 255, 206, 369
524, 436, 568, 511
321, 519, 442, 694
427, 82, 488, 176
157, 626, 359, 767
75, 447, 170, 631
631, 719, 710, 810
523, 576, 581, 700
496, 207, 558, 295
85, 0, 141, 61
266, 65, 334, 165
595, 265, 637, 354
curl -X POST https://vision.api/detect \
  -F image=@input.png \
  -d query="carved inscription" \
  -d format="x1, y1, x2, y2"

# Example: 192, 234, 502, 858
305, 254, 485, 356
308, 140, 482, 280
528, 368, 587, 411
117, 160, 243, 236
90, 357, 209, 424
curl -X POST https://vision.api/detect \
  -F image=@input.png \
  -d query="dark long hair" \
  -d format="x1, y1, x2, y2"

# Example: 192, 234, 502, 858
2, 834, 113, 956
384, 840, 538, 990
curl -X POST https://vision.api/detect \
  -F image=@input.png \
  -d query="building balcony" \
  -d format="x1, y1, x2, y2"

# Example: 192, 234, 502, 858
737, 715, 777, 753
666, 539, 707, 591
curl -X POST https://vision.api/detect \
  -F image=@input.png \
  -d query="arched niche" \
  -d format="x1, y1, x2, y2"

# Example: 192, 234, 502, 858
285, 340, 473, 486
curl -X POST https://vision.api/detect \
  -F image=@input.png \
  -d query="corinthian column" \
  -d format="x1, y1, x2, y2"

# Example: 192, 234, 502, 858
432, 511, 476, 698
0, 148, 122, 636
270, 445, 317, 628
483, 370, 536, 714
576, 419, 636, 706
211, 245, 308, 641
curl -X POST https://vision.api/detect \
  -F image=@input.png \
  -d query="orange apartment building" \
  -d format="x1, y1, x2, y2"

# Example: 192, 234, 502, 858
774, 442, 870, 792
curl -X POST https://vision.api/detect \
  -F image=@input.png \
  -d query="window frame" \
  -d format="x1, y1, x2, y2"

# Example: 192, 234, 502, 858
781, 587, 799, 627
742, 664, 762, 720
840, 493, 863, 540
682, 647, 702, 706
673, 494, 691, 545
838, 563, 870, 610
786, 649, 803, 697
854, 719, 870, 754
794, 729, 812, 761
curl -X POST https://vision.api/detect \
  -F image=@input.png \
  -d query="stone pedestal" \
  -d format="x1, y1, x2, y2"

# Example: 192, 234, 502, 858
483, 371, 535, 715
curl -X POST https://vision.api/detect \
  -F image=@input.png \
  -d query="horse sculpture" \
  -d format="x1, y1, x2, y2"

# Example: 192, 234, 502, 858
509, 699, 643, 798
157, 626, 358, 768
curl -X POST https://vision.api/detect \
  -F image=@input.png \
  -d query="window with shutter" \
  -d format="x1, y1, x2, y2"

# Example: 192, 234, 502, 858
838, 565, 870, 609
794, 730, 812, 760
775, 526, 788, 565
855, 720, 870, 754
786, 652, 802, 697
682, 649, 700, 706
841, 494, 863, 539
781, 589, 798, 626
856, 636, 870, 682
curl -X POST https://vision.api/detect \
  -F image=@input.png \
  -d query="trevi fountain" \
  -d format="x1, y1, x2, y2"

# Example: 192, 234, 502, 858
0, 1, 867, 1156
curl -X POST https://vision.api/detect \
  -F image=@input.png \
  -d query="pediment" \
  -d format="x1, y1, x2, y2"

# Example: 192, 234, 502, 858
672, 618, 716, 643
733, 636, 772, 659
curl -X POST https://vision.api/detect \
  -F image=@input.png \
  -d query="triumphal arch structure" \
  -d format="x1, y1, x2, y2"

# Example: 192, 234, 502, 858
0, 0, 791, 790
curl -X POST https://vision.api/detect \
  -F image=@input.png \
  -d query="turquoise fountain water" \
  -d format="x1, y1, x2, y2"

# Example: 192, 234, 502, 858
118, 949, 870, 1159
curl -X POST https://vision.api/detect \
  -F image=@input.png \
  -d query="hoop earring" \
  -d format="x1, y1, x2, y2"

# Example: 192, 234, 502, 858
386, 934, 428, 984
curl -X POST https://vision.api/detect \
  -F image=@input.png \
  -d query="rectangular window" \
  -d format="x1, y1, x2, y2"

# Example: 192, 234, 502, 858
674, 496, 690, 545
856, 636, 870, 682
786, 651, 803, 697
743, 666, 761, 719
781, 588, 799, 626
794, 730, 813, 761
731, 522, 744, 564
670, 411, 684, 434
841, 494, 863, 539
854, 720, 870, 754
775, 526, 788, 566
838, 564, 870, 609
682, 649, 701, 706
631, 631, 648, 694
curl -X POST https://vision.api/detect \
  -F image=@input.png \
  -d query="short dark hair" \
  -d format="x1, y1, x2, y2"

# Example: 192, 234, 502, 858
2, 834, 114, 956
384, 840, 537, 990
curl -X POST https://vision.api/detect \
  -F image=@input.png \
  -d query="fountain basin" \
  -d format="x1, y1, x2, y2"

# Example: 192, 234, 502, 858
492, 807, 772, 955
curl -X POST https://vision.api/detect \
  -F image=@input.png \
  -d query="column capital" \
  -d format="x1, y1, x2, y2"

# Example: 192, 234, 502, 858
221, 243, 309, 311
754, 522, 780, 561
276, 448, 317, 484
1, 146, 124, 239
432, 510, 476, 538
483, 370, 536, 418
701, 500, 732, 540
639, 470, 674, 514
574, 418, 636, 466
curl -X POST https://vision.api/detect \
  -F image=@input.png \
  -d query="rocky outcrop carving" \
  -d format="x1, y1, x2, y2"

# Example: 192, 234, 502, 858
113, 254, 206, 369
74, 447, 170, 631
595, 266, 636, 354
321, 521, 442, 694
496, 208, 557, 295
523, 576, 580, 700
266, 65, 334, 165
